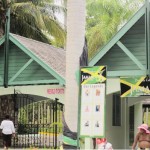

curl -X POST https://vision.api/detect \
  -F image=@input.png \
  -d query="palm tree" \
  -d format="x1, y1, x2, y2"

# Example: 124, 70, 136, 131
0, 0, 66, 48
0, 0, 11, 37
65, 0, 86, 132
86, 0, 144, 60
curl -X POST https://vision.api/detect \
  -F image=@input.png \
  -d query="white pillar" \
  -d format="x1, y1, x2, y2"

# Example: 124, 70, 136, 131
65, 0, 86, 131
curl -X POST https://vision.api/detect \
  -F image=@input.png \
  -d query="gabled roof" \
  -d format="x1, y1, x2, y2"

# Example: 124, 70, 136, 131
89, 5, 147, 77
11, 34, 66, 78
0, 33, 65, 86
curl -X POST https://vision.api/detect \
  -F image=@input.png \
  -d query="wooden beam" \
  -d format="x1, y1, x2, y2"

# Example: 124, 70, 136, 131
9, 58, 33, 83
9, 34, 65, 85
9, 79, 59, 85
0, 36, 5, 45
107, 70, 146, 77
4, 8, 10, 88
146, 0, 150, 74
117, 41, 146, 70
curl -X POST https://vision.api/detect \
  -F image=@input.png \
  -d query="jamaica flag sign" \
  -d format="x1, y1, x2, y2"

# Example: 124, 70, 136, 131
80, 66, 106, 138
81, 66, 106, 84
120, 76, 150, 97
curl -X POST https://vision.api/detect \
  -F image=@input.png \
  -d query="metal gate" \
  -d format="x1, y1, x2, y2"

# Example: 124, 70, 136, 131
0, 90, 64, 149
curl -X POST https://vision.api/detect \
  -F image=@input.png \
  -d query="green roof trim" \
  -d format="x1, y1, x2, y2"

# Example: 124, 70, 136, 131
9, 58, 33, 83
9, 79, 59, 85
9, 33, 65, 85
89, 5, 145, 66
107, 70, 146, 77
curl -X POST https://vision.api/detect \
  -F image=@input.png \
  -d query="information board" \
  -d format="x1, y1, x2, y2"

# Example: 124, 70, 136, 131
80, 66, 106, 137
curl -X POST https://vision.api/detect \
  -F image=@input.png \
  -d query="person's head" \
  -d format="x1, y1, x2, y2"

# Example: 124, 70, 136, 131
138, 124, 150, 134
5, 115, 10, 119
100, 138, 107, 143
96, 138, 107, 145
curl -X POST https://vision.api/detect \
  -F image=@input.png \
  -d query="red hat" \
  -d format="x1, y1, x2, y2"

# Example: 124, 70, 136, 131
138, 124, 150, 133
96, 138, 107, 144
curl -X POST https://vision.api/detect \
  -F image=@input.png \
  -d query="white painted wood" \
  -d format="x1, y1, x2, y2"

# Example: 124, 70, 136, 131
84, 138, 92, 149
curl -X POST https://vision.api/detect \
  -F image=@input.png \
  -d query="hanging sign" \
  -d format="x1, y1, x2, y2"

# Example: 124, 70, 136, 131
120, 76, 150, 97
80, 66, 106, 138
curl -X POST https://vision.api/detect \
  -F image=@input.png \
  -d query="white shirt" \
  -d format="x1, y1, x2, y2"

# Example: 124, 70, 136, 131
0, 120, 15, 134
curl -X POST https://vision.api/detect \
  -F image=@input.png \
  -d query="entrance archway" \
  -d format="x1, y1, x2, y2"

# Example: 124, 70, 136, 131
0, 90, 64, 148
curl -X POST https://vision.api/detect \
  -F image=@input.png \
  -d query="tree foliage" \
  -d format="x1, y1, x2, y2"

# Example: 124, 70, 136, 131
86, 0, 144, 60
0, 0, 66, 48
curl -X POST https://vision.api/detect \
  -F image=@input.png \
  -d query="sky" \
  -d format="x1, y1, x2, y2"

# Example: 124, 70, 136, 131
54, 0, 64, 24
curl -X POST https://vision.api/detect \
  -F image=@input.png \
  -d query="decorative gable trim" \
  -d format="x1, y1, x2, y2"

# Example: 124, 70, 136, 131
8, 33, 65, 85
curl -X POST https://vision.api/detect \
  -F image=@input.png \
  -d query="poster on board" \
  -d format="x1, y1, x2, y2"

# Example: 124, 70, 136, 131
80, 66, 106, 138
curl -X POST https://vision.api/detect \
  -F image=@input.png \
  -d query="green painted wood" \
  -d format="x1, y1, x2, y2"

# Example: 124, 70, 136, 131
97, 62, 140, 71
0, 36, 62, 86
4, 9, 10, 87
95, 40, 146, 72
0, 43, 4, 85
117, 41, 145, 70
9, 34, 65, 85
7, 44, 56, 84
0, 77, 2, 82
146, 0, 150, 74
107, 70, 147, 77
9, 79, 59, 85
0, 36, 5, 45
89, 6, 147, 77
97, 59, 146, 71
89, 5, 145, 66
9, 58, 33, 83
105, 56, 146, 62
0, 82, 3, 86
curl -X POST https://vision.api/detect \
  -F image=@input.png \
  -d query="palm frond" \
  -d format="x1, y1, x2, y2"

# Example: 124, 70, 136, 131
86, 0, 144, 60
10, 1, 66, 47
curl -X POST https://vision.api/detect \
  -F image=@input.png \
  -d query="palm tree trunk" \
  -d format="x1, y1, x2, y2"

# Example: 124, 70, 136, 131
65, 0, 86, 132
0, 0, 10, 38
